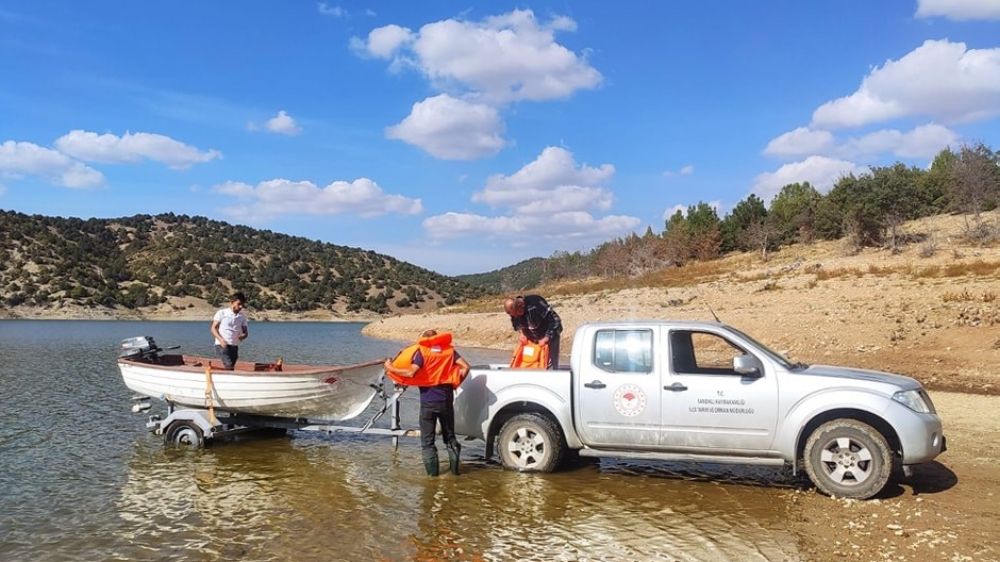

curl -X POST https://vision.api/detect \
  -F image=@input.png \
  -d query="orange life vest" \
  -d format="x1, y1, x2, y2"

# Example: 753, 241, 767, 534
387, 332, 465, 388
509, 341, 549, 369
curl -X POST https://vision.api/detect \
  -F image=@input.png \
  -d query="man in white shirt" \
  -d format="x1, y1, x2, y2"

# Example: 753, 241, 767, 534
210, 292, 249, 370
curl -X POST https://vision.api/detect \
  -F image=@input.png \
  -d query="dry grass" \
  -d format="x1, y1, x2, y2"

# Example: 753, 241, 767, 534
942, 289, 975, 303
815, 267, 863, 281
942, 260, 999, 277
942, 289, 998, 303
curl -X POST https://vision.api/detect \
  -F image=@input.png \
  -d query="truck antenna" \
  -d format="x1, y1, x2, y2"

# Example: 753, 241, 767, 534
696, 289, 722, 323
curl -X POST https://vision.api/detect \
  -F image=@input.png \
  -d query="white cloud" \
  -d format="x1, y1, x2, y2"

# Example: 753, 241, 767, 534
0, 140, 104, 188
473, 147, 614, 214
386, 94, 505, 160
663, 164, 695, 177
752, 156, 865, 201
663, 204, 686, 220
356, 9, 601, 104
423, 147, 636, 244
213, 180, 256, 197
765, 123, 959, 162
661, 200, 722, 221
265, 110, 302, 135
812, 40, 1000, 129
317, 3, 345, 17
915, 0, 1000, 20
764, 127, 835, 157
54, 130, 221, 169
352, 24, 415, 59
423, 211, 639, 243
839, 123, 959, 160
213, 177, 422, 220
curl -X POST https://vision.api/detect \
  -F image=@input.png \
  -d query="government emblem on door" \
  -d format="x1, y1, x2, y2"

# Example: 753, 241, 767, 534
613, 384, 646, 417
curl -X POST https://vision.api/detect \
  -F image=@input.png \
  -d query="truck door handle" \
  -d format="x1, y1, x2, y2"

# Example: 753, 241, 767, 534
584, 380, 606, 389
663, 383, 688, 391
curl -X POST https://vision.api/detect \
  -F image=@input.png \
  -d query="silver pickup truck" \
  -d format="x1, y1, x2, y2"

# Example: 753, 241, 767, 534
454, 321, 946, 499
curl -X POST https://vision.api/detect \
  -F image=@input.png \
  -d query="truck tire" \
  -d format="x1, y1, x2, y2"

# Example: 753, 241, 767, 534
497, 413, 564, 473
164, 420, 206, 449
803, 419, 892, 499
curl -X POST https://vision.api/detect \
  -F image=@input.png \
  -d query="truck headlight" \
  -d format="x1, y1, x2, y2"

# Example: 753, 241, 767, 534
892, 389, 932, 414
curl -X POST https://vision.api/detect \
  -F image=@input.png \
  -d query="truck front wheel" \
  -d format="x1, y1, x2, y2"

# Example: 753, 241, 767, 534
497, 413, 564, 473
803, 419, 892, 499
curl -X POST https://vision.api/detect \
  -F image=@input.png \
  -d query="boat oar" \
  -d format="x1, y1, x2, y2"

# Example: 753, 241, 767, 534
205, 365, 217, 425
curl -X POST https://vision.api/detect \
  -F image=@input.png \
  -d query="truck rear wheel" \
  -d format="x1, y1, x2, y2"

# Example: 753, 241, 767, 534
803, 419, 892, 499
497, 413, 564, 473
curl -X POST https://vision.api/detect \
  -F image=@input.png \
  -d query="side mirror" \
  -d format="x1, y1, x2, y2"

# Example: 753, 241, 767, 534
733, 354, 762, 378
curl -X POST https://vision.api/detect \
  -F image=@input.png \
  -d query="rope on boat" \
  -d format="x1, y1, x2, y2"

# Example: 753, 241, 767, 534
204, 365, 217, 425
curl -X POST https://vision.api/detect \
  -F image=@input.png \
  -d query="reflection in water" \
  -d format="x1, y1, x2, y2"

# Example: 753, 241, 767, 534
2, 320, 805, 561
403, 464, 801, 562
113, 434, 803, 561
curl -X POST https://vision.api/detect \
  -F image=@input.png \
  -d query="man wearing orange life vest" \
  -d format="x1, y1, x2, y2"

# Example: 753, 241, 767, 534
504, 295, 562, 369
383, 330, 471, 477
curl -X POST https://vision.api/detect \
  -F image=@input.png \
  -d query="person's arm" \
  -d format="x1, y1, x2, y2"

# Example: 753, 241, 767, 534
455, 356, 471, 378
453, 355, 472, 386
210, 315, 225, 345
543, 308, 562, 344
383, 360, 419, 378
239, 317, 248, 342
384, 349, 422, 378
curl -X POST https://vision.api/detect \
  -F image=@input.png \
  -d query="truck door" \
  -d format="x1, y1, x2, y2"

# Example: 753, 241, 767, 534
659, 329, 778, 452
575, 327, 662, 449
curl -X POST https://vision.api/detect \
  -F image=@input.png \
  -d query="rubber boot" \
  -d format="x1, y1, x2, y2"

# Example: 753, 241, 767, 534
422, 449, 439, 477
446, 441, 461, 475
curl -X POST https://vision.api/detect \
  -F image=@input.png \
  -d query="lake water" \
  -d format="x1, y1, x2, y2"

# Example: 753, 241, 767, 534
0, 320, 806, 561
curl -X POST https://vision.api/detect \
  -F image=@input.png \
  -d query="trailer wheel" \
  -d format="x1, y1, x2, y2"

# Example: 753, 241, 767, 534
164, 421, 206, 448
803, 419, 892, 499
497, 413, 564, 473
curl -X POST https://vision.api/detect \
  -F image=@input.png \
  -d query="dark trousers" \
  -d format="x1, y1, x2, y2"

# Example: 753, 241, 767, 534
419, 400, 457, 453
215, 344, 238, 370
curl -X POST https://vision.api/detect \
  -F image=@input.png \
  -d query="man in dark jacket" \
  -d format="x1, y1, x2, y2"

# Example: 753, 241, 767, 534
503, 295, 562, 369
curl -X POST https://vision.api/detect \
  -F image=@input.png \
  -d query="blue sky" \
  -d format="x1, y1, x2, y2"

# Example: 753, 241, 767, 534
1, 1, 999, 275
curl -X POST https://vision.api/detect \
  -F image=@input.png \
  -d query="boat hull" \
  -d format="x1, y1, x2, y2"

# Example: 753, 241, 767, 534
119, 355, 384, 421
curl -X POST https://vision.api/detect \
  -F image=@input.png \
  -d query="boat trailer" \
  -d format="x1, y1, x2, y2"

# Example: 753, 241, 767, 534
132, 380, 420, 449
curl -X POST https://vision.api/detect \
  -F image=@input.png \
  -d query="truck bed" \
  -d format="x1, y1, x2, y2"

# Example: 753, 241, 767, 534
454, 364, 573, 440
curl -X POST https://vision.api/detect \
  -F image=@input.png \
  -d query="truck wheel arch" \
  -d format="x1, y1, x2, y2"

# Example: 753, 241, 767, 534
795, 408, 901, 471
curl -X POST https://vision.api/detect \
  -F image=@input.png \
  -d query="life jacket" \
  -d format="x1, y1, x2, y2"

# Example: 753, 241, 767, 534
387, 332, 465, 388
509, 341, 549, 369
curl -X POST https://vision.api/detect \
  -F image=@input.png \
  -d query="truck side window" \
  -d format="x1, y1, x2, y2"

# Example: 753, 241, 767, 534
593, 329, 653, 373
669, 330, 746, 375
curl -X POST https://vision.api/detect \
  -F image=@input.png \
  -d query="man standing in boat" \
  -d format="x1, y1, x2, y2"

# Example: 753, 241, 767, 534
504, 295, 562, 369
383, 330, 470, 477
210, 292, 249, 370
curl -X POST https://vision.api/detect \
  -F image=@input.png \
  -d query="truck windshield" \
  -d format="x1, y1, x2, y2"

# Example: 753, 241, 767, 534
725, 326, 802, 370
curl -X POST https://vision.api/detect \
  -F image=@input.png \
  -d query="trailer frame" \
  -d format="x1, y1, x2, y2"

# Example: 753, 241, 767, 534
133, 380, 420, 448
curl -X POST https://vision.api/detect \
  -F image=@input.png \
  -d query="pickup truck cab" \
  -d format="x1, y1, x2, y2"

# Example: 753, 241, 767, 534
453, 321, 946, 499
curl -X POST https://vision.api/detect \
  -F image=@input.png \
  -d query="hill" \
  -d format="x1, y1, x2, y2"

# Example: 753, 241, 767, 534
0, 210, 484, 318
456, 257, 547, 293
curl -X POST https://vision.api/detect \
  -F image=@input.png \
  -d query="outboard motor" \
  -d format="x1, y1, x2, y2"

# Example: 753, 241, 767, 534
119, 336, 162, 361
